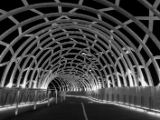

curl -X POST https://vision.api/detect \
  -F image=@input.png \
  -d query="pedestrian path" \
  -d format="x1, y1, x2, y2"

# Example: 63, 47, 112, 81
1, 96, 160, 120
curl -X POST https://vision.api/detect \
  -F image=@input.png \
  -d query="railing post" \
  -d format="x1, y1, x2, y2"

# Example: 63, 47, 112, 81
60, 92, 62, 102
48, 90, 50, 106
15, 90, 20, 116
55, 90, 57, 104
63, 92, 66, 101
34, 90, 37, 110
61, 92, 64, 102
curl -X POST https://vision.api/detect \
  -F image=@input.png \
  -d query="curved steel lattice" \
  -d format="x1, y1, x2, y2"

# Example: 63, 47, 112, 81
0, 0, 160, 91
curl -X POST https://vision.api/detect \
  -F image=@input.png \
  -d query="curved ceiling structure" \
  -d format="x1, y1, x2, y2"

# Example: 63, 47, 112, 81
0, 0, 160, 91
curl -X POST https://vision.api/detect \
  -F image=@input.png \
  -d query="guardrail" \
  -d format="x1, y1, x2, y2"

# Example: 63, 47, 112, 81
87, 87, 160, 112
65, 87, 160, 112
0, 88, 59, 115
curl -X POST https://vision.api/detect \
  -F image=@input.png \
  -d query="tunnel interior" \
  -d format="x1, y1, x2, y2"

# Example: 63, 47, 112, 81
0, 0, 160, 93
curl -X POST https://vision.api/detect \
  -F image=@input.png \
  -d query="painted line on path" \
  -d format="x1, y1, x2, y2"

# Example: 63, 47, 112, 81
81, 102, 89, 120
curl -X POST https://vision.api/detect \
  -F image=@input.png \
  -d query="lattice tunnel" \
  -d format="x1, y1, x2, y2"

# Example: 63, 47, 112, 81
0, 0, 160, 92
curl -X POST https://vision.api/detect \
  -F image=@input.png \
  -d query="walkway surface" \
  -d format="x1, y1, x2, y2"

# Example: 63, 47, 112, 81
1, 96, 160, 120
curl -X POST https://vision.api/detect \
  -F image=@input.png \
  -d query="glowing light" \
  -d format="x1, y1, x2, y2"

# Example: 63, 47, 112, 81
33, 81, 37, 89
40, 86, 47, 89
6, 82, 12, 88
92, 86, 97, 91
20, 83, 26, 88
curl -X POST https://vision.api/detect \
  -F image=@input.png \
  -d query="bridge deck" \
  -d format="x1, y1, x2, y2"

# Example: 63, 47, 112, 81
1, 97, 160, 120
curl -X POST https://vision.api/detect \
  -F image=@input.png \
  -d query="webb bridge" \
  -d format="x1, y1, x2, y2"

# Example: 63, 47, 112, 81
0, 0, 160, 119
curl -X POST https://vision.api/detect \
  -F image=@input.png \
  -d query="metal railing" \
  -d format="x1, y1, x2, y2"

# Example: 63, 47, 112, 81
87, 87, 160, 112
0, 88, 61, 115
66, 87, 160, 113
